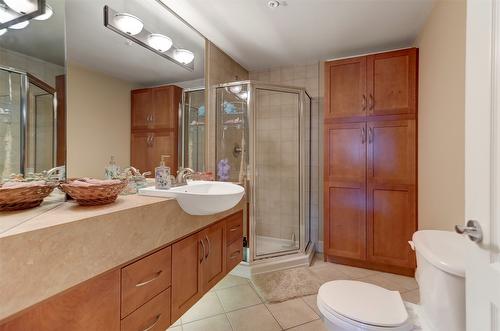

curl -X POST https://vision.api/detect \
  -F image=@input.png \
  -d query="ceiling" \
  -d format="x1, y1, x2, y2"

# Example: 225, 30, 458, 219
0, 0, 65, 66
65, 0, 205, 86
160, 0, 435, 71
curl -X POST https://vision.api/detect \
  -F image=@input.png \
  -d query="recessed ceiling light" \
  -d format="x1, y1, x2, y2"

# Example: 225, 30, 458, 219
3, 0, 37, 14
173, 49, 194, 64
34, 4, 53, 20
267, 0, 280, 8
147, 33, 173, 52
8, 20, 30, 29
113, 13, 143, 35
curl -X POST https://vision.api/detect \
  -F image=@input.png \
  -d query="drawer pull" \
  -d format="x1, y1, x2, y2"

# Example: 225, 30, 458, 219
229, 250, 241, 259
229, 225, 240, 232
200, 239, 206, 263
205, 235, 210, 258
135, 270, 163, 287
142, 314, 161, 331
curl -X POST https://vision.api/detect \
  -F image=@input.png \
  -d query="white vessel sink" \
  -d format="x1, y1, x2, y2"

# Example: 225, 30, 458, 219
139, 181, 245, 215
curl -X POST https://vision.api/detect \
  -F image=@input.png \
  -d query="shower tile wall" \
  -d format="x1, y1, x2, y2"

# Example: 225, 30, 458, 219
255, 90, 300, 243
250, 63, 323, 251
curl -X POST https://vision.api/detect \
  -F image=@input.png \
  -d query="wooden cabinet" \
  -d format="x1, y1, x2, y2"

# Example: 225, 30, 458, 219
323, 48, 417, 276
0, 270, 121, 331
0, 210, 244, 330
325, 56, 367, 120
131, 85, 182, 176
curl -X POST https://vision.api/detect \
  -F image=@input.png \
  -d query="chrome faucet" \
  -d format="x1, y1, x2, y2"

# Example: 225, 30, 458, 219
176, 167, 195, 185
46, 165, 66, 181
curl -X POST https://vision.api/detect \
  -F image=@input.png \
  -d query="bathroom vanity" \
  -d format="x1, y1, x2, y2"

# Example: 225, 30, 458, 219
0, 195, 243, 330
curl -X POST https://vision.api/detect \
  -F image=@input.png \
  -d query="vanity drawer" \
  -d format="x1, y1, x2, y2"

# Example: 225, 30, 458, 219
226, 238, 243, 271
121, 288, 171, 331
226, 211, 243, 245
121, 246, 172, 317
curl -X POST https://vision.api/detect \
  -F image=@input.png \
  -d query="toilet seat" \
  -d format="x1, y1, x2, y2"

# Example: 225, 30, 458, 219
317, 280, 413, 331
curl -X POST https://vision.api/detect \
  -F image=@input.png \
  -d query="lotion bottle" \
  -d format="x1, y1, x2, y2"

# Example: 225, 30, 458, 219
155, 155, 171, 190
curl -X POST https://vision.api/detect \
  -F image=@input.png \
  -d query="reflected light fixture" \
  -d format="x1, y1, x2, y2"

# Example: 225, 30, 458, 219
8, 20, 30, 29
33, 4, 53, 20
147, 33, 172, 52
3, 0, 37, 14
113, 12, 143, 35
229, 85, 243, 94
0, 28, 6, 36
238, 91, 249, 100
173, 49, 194, 64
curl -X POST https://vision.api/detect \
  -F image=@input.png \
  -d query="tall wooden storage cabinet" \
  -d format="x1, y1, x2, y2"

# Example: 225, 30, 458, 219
130, 85, 182, 176
323, 48, 418, 276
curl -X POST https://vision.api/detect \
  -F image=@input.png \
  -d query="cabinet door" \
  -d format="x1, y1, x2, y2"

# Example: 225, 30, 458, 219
366, 120, 416, 185
325, 56, 366, 120
131, 88, 153, 129
324, 123, 367, 260
201, 221, 226, 291
152, 86, 181, 130
149, 131, 177, 174
0, 270, 120, 331
131, 132, 151, 175
171, 233, 203, 322
366, 48, 417, 116
367, 185, 416, 268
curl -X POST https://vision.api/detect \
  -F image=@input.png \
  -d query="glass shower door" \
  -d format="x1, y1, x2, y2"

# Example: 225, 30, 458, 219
254, 88, 301, 257
183, 89, 206, 171
0, 69, 24, 179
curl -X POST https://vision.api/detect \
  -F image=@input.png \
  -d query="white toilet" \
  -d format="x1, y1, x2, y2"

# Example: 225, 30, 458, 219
317, 230, 466, 331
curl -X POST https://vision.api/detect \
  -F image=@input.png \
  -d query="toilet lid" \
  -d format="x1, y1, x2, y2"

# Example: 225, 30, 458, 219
318, 280, 409, 327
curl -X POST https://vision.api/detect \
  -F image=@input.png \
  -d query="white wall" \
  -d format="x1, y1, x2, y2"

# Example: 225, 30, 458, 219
415, 0, 466, 230
66, 63, 133, 179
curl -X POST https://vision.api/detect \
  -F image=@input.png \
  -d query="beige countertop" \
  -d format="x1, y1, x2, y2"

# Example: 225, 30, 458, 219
0, 194, 244, 321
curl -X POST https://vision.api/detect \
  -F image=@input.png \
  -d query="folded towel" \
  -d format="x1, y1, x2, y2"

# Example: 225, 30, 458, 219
69, 178, 122, 187
1, 181, 46, 189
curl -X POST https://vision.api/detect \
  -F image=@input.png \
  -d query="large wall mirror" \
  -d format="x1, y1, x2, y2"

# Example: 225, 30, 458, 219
65, 0, 205, 179
0, 0, 66, 182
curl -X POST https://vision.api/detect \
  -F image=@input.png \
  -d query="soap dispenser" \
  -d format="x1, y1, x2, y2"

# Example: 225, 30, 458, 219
104, 156, 120, 179
155, 155, 171, 190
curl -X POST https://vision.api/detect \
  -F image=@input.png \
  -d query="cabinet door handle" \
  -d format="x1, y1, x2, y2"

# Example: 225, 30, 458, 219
361, 127, 366, 144
200, 239, 206, 263
229, 225, 240, 232
369, 94, 374, 112
368, 127, 373, 143
142, 314, 161, 331
230, 250, 241, 259
135, 270, 163, 287
205, 235, 210, 259
362, 94, 367, 111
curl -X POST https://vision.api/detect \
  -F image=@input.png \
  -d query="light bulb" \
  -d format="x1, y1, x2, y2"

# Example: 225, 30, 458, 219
34, 5, 53, 20
229, 85, 243, 94
0, 29, 7, 36
147, 33, 172, 52
4, 0, 37, 14
173, 49, 194, 64
238, 91, 248, 100
9, 20, 29, 29
113, 13, 143, 35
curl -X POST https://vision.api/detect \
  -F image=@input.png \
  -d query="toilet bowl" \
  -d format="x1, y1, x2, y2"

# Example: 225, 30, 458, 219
318, 230, 466, 331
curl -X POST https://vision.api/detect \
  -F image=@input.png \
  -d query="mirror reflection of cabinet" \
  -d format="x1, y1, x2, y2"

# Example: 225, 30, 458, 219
130, 85, 182, 176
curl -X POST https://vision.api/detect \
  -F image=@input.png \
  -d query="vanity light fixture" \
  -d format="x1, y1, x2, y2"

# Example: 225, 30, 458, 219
229, 85, 243, 94
173, 48, 194, 65
3, 0, 37, 14
103, 5, 194, 71
147, 33, 172, 52
113, 12, 143, 35
237, 91, 249, 100
8, 20, 30, 29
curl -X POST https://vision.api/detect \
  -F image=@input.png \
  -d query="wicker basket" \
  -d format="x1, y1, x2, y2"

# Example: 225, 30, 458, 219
0, 184, 56, 211
59, 180, 127, 206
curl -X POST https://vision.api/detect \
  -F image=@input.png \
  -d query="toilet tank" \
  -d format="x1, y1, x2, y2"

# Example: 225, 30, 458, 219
411, 230, 466, 331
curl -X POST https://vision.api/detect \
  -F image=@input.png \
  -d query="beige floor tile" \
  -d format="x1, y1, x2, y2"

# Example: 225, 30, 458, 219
327, 263, 380, 279
167, 326, 182, 331
301, 294, 322, 316
182, 314, 232, 331
401, 289, 420, 304
216, 283, 262, 312
378, 272, 418, 291
266, 298, 319, 329
310, 264, 350, 283
357, 273, 408, 292
213, 274, 250, 291
171, 317, 182, 327
181, 291, 225, 323
287, 319, 328, 331
227, 304, 282, 331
